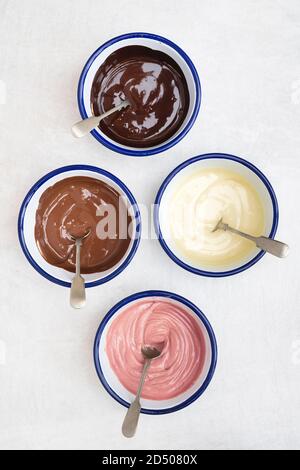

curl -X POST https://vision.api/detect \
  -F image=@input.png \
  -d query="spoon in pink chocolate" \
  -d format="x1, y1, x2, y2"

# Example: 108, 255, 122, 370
122, 345, 162, 438
71, 99, 130, 138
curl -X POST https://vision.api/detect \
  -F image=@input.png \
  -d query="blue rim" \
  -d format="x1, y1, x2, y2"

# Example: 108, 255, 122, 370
18, 164, 141, 288
154, 153, 279, 277
77, 32, 201, 157
93, 290, 218, 415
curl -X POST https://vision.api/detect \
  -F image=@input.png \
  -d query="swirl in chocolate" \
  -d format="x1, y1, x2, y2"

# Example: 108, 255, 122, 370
91, 45, 190, 148
34, 176, 132, 274
106, 299, 206, 400
169, 168, 265, 267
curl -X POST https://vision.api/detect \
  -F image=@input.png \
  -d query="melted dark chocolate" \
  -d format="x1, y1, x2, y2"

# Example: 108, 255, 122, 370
90, 45, 190, 148
35, 176, 132, 274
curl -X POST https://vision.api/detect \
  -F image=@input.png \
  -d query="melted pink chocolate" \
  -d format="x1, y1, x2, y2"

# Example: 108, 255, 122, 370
106, 299, 206, 400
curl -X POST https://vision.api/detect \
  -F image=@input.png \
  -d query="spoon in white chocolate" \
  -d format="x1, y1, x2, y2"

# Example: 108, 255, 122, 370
212, 218, 289, 258
71, 99, 130, 138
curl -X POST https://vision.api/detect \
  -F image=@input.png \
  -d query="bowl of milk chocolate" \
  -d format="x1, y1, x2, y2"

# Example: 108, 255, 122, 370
77, 32, 201, 156
18, 165, 141, 288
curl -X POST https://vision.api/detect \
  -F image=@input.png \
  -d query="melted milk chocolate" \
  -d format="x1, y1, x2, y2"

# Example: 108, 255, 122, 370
91, 45, 190, 148
35, 176, 132, 274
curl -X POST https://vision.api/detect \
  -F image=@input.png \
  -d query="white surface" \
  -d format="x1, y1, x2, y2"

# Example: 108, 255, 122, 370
0, 0, 299, 450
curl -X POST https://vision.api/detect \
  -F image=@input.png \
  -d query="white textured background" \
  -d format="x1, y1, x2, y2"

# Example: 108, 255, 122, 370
0, 0, 299, 450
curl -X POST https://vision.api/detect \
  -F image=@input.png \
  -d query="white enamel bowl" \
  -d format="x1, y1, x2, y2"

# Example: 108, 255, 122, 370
18, 165, 141, 288
93, 290, 217, 414
154, 153, 279, 277
77, 32, 201, 157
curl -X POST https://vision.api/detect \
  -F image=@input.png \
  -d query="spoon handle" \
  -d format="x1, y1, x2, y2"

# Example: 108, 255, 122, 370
71, 115, 102, 138
255, 236, 289, 258
225, 225, 289, 258
70, 239, 86, 309
71, 100, 129, 138
122, 359, 150, 438
75, 238, 82, 276
222, 223, 257, 243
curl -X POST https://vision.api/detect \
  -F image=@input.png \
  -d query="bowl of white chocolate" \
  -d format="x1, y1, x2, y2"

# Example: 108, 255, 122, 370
154, 153, 279, 277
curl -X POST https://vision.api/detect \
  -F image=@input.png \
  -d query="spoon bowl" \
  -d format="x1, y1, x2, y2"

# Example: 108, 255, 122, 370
141, 345, 162, 360
212, 217, 224, 233
69, 228, 91, 243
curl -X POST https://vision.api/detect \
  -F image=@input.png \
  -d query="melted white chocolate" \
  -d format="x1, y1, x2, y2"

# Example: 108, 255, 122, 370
169, 167, 265, 267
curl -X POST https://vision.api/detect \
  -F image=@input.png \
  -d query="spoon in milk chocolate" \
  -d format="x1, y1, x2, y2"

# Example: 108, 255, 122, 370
69, 229, 91, 309
71, 100, 130, 138
122, 345, 161, 438
212, 218, 289, 258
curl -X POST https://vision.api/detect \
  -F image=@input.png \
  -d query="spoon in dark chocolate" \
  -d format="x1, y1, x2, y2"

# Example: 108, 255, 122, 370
69, 229, 91, 309
71, 100, 130, 138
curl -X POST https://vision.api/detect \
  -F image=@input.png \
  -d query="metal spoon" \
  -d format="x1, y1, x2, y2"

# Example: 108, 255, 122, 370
71, 100, 130, 138
122, 345, 161, 438
69, 229, 91, 309
212, 218, 289, 258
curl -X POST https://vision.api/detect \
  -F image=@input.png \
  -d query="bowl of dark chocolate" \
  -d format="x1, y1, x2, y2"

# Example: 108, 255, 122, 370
18, 165, 141, 288
78, 32, 201, 156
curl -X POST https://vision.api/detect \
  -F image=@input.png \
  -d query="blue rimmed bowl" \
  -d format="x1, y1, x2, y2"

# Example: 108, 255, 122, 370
154, 153, 279, 277
93, 290, 217, 415
77, 32, 201, 157
18, 165, 141, 288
